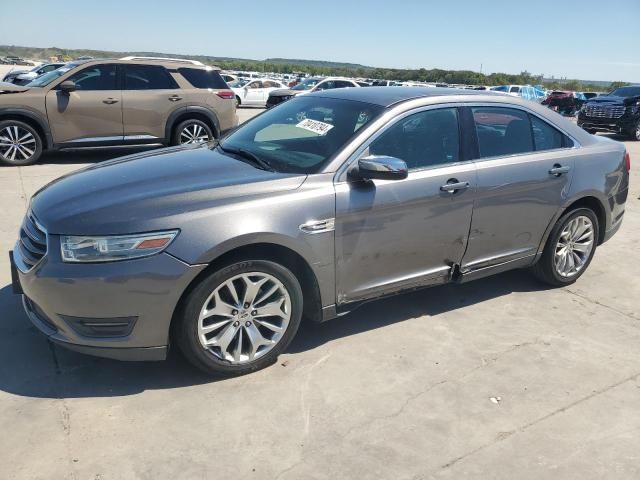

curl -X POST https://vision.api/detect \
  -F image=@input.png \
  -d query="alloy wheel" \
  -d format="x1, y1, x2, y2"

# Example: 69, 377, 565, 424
179, 123, 210, 144
197, 272, 292, 364
0, 125, 36, 162
554, 215, 595, 278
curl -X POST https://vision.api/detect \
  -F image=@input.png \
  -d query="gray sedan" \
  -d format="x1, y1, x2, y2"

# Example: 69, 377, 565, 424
11, 87, 629, 376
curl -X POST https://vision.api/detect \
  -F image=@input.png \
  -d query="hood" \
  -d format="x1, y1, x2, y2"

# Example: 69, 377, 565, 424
586, 94, 638, 106
269, 88, 302, 98
0, 83, 30, 93
31, 145, 307, 235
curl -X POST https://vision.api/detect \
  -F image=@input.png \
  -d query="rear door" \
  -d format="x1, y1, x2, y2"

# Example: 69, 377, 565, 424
460, 106, 576, 272
121, 64, 184, 140
45, 63, 122, 143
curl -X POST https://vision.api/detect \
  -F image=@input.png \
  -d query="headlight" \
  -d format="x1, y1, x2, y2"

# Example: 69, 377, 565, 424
61, 230, 178, 263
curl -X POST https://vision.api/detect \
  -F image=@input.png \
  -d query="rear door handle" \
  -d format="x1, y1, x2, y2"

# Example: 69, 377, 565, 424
102, 98, 118, 104
440, 180, 470, 193
168, 95, 183, 102
549, 164, 570, 176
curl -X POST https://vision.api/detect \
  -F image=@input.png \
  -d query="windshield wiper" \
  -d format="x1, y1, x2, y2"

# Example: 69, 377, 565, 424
218, 144, 275, 172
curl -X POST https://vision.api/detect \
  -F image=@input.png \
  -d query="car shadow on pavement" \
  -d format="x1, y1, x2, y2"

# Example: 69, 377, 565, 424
0, 269, 547, 399
0, 146, 161, 167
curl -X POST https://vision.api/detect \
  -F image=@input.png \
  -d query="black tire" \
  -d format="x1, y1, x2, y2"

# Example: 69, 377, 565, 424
584, 128, 597, 135
0, 119, 43, 166
532, 207, 599, 287
175, 260, 303, 376
170, 118, 215, 146
236, 96, 241, 107
630, 121, 640, 141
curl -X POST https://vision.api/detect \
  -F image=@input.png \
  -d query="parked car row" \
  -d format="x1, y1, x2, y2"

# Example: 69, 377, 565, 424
0, 56, 238, 165
2, 62, 65, 85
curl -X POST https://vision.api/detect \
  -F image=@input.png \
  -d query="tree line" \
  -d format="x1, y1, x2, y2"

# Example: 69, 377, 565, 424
1, 45, 630, 92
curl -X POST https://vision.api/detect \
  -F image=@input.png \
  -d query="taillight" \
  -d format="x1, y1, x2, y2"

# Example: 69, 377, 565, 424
216, 91, 235, 99
624, 151, 631, 171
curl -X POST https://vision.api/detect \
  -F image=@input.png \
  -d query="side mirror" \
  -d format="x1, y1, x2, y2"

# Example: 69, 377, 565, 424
59, 80, 76, 93
350, 155, 408, 181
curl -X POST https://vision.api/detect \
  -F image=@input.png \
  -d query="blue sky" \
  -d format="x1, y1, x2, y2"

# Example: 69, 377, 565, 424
2, 0, 639, 82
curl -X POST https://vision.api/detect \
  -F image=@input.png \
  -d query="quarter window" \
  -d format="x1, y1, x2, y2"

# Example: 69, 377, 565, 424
124, 65, 178, 90
531, 115, 567, 151
369, 108, 460, 170
472, 107, 533, 158
177, 68, 228, 89
65, 64, 117, 91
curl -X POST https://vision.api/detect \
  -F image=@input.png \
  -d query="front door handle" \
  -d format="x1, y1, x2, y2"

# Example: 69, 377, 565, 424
549, 164, 570, 176
102, 98, 119, 104
168, 95, 183, 102
440, 180, 470, 193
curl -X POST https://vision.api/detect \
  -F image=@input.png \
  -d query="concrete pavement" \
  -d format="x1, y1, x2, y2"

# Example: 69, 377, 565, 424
1, 112, 639, 479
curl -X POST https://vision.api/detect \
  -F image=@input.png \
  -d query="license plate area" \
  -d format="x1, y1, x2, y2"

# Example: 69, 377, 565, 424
9, 251, 23, 295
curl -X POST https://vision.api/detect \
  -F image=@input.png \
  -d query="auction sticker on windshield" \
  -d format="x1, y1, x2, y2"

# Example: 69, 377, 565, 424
296, 118, 334, 136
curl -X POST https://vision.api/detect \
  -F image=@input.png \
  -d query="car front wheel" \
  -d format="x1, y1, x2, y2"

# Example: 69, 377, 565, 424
532, 208, 599, 287
176, 260, 303, 376
0, 120, 43, 166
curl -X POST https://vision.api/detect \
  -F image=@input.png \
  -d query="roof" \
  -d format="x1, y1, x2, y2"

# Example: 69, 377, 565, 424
312, 86, 501, 107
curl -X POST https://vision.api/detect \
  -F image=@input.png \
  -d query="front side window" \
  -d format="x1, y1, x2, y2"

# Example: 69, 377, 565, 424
292, 78, 321, 91
124, 65, 178, 90
314, 81, 335, 91
472, 107, 533, 158
369, 108, 460, 170
220, 96, 383, 174
65, 64, 118, 91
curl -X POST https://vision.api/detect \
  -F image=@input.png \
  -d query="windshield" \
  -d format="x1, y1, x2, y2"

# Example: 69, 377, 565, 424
27, 64, 75, 87
219, 96, 383, 174
609, 86, 640, 97
292, 78, 321, 91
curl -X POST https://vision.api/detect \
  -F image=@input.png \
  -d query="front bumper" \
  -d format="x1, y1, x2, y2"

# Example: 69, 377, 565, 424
12, 247, 207, 361
578, 113, 637, 133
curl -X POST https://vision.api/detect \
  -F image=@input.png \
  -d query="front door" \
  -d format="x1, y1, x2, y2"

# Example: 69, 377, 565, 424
122, 64, 184, 140
461, 106, 576, 271
243, 80, 266, 105
45, 63, 122, 144
335, 107, 477, 304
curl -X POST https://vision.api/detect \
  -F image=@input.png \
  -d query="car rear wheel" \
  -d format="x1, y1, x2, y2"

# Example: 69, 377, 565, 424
0, 120, 43, 166
631, 121, 640, 141
171, 119, 214, 146
532, 208, 599, 287
176, 260, 303, 376
236, 96, 241, 107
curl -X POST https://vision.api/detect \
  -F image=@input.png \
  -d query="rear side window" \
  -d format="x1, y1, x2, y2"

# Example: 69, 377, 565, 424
472, 107, 533, 158
124, 65, 178, 90
178, 68, 228, 89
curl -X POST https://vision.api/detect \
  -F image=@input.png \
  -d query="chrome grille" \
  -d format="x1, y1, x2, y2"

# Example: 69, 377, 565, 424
583, 105, 625, 119
18, 212, 47, 270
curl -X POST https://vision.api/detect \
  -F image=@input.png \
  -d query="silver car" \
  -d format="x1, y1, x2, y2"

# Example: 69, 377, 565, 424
11, 87, 630, 376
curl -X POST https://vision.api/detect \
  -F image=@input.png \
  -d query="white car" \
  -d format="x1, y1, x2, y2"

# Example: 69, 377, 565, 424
230, 78, 287, 107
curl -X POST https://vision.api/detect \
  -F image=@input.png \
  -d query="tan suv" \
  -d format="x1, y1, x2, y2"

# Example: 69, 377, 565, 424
0, 56, 238, 165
